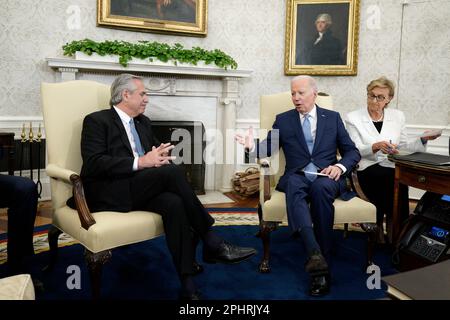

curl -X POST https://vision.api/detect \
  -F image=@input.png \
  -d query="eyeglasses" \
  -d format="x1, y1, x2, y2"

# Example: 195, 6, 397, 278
367, 93, 388, 102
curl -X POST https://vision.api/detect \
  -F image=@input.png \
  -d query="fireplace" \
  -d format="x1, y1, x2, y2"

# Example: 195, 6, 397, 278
152, 121, 206, 195
46, 56, 252, 191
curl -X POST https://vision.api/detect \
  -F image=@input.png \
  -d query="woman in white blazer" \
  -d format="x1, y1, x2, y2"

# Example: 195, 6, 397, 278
345, 77, 440, 242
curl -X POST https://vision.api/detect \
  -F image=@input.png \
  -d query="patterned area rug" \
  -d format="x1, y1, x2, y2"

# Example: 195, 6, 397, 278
0, 208, 259, 265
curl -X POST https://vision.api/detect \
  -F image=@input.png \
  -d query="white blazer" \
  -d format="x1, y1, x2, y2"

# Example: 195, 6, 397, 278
345, 108, 425, 170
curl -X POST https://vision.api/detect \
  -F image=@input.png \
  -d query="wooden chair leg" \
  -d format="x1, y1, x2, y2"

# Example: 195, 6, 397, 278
85, 249, 112, 299
42, 225, 62, 272
360, 223, 378, 267
255, 205, 263, 238
343, 223, 349, 239
258, 221, 278, 273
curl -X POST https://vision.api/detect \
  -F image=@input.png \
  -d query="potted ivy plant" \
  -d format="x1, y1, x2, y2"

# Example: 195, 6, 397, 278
62, 39, 238, 70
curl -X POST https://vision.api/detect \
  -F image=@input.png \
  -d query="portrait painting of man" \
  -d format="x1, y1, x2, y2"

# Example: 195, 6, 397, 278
284, 0, 360, 76
295, 4, 349, 66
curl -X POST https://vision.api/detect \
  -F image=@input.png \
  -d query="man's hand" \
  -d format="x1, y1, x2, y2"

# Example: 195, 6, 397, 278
138, 143, 176, 169
235, 126, 255, 151
372, 140, 398, 154
320, 165, 343, 181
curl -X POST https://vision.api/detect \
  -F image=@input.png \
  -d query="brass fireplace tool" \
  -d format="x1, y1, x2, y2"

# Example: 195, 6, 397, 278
19, 122, 43, 197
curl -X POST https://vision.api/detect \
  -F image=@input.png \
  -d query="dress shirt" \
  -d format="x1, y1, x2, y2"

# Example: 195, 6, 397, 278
313, 32, 323, 45
300, 106, 346, 174
113, 106, 140, 171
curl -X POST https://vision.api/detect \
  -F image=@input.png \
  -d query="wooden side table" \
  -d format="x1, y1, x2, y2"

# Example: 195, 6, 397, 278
391, 158, 450, 243
0, 132, 15, 175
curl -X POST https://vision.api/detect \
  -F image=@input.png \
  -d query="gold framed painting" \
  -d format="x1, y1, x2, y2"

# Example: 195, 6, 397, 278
284, 0, 360, 76
97, 0, 207, 37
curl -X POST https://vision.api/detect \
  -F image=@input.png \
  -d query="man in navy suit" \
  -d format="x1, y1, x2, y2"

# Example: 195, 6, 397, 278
236, 75, 360, 296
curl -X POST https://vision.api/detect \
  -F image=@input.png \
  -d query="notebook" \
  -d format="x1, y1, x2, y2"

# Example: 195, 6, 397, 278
392, 152, 450, 166
382, 260, 450, 300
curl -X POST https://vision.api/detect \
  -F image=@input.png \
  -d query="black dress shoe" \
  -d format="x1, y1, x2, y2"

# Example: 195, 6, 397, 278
193, 261, 204, 275
203, 241, 257, 264
180, 290, 201, 301
309, 274, 330, 297
305, 251, 329, 274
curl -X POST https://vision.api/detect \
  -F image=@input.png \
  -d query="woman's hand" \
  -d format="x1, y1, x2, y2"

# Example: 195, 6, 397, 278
372, 141, 398, 154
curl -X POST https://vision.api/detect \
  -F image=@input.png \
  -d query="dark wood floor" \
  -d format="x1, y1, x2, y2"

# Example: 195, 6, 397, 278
0, 192, 259, 234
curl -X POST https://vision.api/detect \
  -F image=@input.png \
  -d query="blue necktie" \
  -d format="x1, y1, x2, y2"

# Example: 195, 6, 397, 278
302, 114, 317, 181
129, 118, 145, 157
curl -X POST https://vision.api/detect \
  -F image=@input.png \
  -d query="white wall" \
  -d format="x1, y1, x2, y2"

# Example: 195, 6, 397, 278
0, 0, 449, 125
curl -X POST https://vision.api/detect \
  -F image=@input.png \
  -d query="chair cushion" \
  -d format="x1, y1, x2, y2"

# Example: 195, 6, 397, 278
0, 274, 35, 300
53, 206, 165, 253
263, 190, 376, 225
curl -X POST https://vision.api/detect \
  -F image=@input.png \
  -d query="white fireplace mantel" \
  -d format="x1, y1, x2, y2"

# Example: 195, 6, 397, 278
46, 56, 253, 192
46, 56, 252, 80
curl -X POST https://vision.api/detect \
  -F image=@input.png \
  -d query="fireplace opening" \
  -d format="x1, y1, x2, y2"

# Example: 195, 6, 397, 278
151, 121, 206, 195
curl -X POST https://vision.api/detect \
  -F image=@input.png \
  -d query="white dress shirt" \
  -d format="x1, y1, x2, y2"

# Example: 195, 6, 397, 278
113, 106, 140, 171
301, 105, 346, 173
314, 32, 323, 45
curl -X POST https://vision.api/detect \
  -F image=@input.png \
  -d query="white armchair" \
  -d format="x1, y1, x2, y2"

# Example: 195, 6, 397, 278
41, 80, 164, 298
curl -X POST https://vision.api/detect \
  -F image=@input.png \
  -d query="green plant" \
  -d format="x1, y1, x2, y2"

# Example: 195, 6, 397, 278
62, 39, 238, 69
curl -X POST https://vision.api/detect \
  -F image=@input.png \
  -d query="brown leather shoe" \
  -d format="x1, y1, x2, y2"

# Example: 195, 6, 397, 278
305, 251, 329, 274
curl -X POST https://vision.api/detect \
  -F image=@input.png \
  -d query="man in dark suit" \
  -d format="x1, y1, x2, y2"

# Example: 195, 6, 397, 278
297, 13, 345, 65
80, 73, 256, 300
0, 174, 37, 275
236, 75, 361, 296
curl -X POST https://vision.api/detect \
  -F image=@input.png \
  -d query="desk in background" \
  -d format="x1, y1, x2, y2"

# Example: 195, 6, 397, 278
0, 132, 15, 175
391, 158, 450, 243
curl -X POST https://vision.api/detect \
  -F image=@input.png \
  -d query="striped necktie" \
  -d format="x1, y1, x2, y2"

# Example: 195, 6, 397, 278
129, 118, 145, 157
302, 114, 318, 181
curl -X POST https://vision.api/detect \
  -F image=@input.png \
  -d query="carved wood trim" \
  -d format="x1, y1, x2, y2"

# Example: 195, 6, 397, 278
350, 168, 370, 202
70, 174, 96, 230
260, 161, 272, 202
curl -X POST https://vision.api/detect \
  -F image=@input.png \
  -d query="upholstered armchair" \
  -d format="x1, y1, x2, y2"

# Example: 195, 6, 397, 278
257, 91, 378, 273
41, 80, 164, 298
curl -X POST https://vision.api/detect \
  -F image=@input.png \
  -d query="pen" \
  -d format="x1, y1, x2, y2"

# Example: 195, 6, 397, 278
388, 140, 392, 153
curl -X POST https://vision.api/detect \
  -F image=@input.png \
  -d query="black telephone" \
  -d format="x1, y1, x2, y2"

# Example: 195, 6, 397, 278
394, 192, 450, 264
398, 221, 424, 250
414, 192, 450, 225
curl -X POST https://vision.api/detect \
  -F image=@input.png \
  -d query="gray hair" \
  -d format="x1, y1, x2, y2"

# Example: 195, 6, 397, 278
110, 73, 143, 106
291, 75, 318, 93
315, 13, 332, 26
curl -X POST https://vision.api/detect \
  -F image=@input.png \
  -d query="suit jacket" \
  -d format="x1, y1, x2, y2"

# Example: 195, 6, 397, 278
345, 108, 425, 171
255, 105, 361, 199
80, 108, 160, 212
309, 30, 344, 65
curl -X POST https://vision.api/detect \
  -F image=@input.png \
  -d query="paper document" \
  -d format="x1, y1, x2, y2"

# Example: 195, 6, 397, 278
303, 171, 329, 177
418, 129, 443, 138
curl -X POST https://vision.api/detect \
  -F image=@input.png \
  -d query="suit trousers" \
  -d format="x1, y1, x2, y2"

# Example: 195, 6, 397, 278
0, 175, 37, 269
130, 164, 214, 275
285, 173, 340, 260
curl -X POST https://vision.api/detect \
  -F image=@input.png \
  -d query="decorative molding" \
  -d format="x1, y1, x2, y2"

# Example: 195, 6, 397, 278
219, 97, 242, 106
46, 57, 253, 79
146, 78, 177, 95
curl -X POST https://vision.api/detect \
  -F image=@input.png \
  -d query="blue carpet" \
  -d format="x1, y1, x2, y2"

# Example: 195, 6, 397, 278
2, 225, 398, 300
